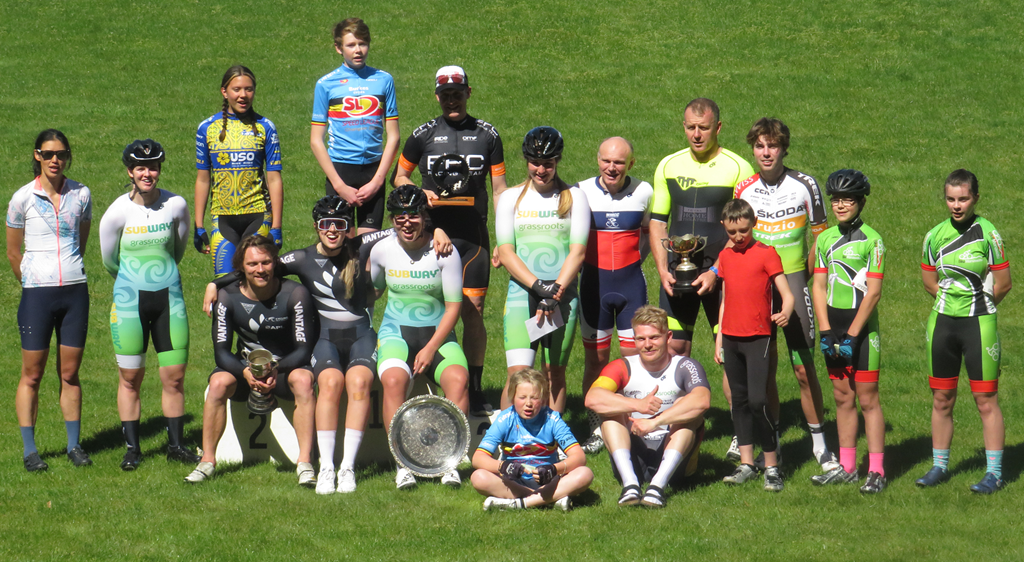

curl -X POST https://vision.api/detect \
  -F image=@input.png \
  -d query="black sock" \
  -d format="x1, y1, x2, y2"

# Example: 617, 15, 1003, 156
166, 416, 184, 448
122, 420, 141, 452
468, 365, 484, 393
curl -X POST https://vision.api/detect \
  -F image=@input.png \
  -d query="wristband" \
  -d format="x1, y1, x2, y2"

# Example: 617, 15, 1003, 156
709, 266, 719, 277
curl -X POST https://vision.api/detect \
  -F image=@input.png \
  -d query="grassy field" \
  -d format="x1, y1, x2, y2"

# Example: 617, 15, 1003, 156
2, 0, 1024, 560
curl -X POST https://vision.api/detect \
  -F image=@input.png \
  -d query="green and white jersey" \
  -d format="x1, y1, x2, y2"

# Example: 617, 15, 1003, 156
494, 184, 591, 282
99, 190, 189, 291
921, 216, 1008, 317
369, 233, 463, 338
814, 218, 885, 310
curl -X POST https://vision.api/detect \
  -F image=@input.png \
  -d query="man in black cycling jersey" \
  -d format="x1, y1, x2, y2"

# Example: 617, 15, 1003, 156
186, 235, 318, 487
392, 65, 507, 416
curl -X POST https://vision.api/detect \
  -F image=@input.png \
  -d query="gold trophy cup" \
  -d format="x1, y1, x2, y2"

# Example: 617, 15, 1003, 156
662, 234, 708, 294
245, 349, 278, 415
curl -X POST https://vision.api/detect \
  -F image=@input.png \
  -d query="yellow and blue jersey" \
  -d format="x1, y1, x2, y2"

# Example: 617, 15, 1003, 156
196, 112, 282, 216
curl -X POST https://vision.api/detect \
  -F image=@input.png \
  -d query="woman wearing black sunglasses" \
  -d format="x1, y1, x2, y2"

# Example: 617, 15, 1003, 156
6, 129, 93, 472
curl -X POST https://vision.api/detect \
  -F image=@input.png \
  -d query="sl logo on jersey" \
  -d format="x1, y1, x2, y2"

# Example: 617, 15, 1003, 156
330, 96, 382, 118
870, 334, 880, 352
987, 341, 1000, 361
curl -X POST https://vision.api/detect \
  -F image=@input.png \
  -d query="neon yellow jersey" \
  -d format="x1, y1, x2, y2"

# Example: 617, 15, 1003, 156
652, 147, 754, 268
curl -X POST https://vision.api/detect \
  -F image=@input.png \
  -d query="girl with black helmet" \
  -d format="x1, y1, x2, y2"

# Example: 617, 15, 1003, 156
7, 129, 93, 471
917, 170, 1011, 494
194, 65, 284, 276
809, 169, 887, 493
495, 126, 591, 413
369, 184, 469, 489
99, 139, 200, 471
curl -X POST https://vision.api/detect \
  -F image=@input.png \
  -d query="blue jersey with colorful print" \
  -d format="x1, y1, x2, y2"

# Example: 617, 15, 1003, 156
477, 406, 579, 477
311, 64, 398, 165
196, 112, 282, 216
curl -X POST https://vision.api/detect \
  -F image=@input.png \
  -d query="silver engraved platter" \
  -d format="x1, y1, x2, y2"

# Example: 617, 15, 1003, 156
388, 395, 470, 477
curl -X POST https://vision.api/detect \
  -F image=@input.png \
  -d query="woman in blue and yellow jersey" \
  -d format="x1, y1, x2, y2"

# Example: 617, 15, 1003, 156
194, 65, 283, 276
916, 169, 1011, 494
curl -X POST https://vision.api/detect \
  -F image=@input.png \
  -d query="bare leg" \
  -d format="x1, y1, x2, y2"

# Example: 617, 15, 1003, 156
200, 372, 237, 464
930, 388, 957, 450
158, 364, 187, 418
973, 391, 1004, 451
57, 346, 85, 422
381, 368, 411, 434
461, 295, 487, 367
117, 366, 146, 421
16, 349, 48, 427
855, 381, 884, 454
832, 378, 858, 449
343, 366, 374, 431
439, 365, 469, 414
544, 364, 567, 413
289, 369, 316, 463
315, 368, 345, 432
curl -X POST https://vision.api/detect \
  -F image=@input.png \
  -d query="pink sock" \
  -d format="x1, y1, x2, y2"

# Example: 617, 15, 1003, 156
839, 447, 857, 473
868, 452, 884, 477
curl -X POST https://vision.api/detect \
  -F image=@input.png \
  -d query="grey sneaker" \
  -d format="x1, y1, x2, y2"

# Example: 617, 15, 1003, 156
315, 467, 336, 495
859, 471, 887, 494
811, 465, 859, 486
764, 466, 784, 492
581, 431, 605, 455
483, 496, 525, 511
723, 463, 758, 485
297, 462, 317, 488
441, 469, 461, 488
184, 461, 215, 483
725, 436, 741, 462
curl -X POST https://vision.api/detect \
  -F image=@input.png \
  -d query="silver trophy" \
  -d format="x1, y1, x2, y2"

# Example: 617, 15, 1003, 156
388, 394, 471, 477
662, 234, 708, 294
245, 349, 278, 415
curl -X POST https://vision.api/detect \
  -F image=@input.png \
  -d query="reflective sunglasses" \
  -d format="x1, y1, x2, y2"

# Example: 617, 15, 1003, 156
436, 74, 465, 85
317, 217, 349, 231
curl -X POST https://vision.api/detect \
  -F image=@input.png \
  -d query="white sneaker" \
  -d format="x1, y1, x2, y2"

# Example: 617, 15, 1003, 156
337, 467, 357, 493
815, 449, 841, 472
184, 461, 215, 484
316, 468, 336, 495
483, 496, 524, 511
441, 469, 461, 488
396, 467, 417, 489
555, 496, 572, 511
726, 436, 741, 462
297, 462, 317, 488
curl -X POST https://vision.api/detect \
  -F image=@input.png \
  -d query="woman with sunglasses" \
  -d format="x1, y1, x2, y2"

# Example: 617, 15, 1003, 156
369, 184, 468, 490
917, 169, 1011, 494
99, 139, 199, 471
194, 65, 283, 276
495, 126, 590, 414
7, 129, 93, 472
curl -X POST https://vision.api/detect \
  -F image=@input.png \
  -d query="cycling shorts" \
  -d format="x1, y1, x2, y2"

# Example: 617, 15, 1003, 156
823, 306, 880, 383
580, 262, 647, 350
503, 281, 579, 368
110, 285, 189, 369
376, 325, 468, 385
610, 422, 704, 486
659, 284, 720, 342
312, 327, 378, 377
453, 231, 491, 296
211, 212, 271, 276
772, 271, 816, 366
326, 161, 385, 230
18, 283, 90, 350
927, 311, 1000, 393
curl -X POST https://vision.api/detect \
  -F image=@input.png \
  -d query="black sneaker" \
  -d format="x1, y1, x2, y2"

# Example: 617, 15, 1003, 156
914, 466, 950, 487
468, 390, 493, 417
24, 452, 48, 473
66, 447, 93, 467
167, 445, 201, 464
969, 472, 1006, 494
121, 449, 142, 471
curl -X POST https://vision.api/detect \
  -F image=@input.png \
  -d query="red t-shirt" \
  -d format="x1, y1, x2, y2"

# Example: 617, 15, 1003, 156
719, 239, 784, 337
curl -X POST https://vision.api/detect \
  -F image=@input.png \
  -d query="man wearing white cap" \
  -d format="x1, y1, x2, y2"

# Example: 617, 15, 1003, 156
393, 65, 507, 416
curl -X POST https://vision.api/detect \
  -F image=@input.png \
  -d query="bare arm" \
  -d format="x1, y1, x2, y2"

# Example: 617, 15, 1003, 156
555, 243, 586, 290
845, 277, 882, 338
770, 272, 795, 327
992, 267, 1012, 305
649, 219, 674, 295
79, 220, 91, 257
357, 119, 401, 203
413, 300, 461, 375
498, 243, 538, 288
6, 227, 24, 281
265, 170, 283, 230
812, 270, 830, 332
584, 385, 661, 417
194, 168, 211, 233
921, 269, 939, 299
310, 123, 356, 204
632, 386, 710, 430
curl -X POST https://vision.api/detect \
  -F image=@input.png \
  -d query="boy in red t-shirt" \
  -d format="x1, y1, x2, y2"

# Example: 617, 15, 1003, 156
714, 199, 794, 491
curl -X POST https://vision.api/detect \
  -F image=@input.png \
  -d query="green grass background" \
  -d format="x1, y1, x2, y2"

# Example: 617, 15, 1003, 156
2, 1, 1024, 560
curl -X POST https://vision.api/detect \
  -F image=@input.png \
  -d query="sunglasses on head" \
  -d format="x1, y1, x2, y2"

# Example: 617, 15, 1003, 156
436, 74, 465, 85
36, 150, 70, 161
317, 217, 349, 231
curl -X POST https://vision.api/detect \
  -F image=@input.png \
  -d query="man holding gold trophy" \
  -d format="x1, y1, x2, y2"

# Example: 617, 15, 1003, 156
185, 235, 318, 486
393, 65, 508, 417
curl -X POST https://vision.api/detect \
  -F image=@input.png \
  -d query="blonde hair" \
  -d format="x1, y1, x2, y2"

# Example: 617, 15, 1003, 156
507, 368, 550, 405
512, 175, 573, 218
631, 305, 669, 333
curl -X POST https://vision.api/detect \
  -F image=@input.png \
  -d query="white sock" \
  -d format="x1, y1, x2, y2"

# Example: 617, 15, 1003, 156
340, 428, 364, 471
809, 423, 827, 453
651, 449, 684, 489
612, 449, 639, 488
317, 430, 337, 471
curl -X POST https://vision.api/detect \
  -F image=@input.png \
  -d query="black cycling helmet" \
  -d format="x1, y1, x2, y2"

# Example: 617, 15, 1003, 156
312, 195, 353, 222
825, 169, 871, 197
430, 154, 470, 197
386, 184, 428, 214
122, 139, 165, 168
522, 126, 564, 160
